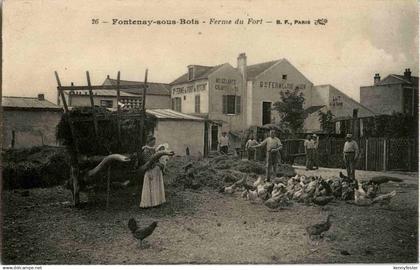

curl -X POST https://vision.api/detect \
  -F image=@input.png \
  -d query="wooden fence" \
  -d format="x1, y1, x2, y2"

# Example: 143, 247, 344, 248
284, 137, 418, 172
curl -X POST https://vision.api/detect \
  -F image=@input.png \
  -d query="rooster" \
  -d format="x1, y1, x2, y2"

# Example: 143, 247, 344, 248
306, 215, 333, 240
128, 218, 158, 247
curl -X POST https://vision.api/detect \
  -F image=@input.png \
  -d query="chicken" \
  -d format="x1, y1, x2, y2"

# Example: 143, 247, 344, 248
372, 190, 397, 205
128, 218, 158, 247
253, 176, 264, 187
368, 176, 403, 185
219, 185, 235, 194
319, 179, 333, 195
219, 175, 248, 194
257, 184, 269, 199
247, 189, 261, 203
341, 181, 355, 201
305, 180, 318, 196
241, 190, 248, 199
312, 196, 334, 206
264, 195, 283, 209
272, 183, 286, 198
329, 178, 342, 198
306, 215, 333, 239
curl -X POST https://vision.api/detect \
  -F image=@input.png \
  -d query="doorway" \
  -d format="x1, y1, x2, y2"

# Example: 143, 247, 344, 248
262, 102, 272, 125
211, 125, 219, 151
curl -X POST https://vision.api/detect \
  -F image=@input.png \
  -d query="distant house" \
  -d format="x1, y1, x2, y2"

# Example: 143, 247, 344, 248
360, 68, 418, 116
59, 75, 171, 110
2, 94, 63, 149
303, 84, 376, 133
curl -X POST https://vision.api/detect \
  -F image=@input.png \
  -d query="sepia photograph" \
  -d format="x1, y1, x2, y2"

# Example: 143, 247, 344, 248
1, 0, 419, 267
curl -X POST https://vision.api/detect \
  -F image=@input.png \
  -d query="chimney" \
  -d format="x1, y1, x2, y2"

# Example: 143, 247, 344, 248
374, 73, 381, 85
404, 68, 411, 81
187, 65, 195, 81
107, 74, 110, 79
38, 93, 45, 101
237, 53, 247, 81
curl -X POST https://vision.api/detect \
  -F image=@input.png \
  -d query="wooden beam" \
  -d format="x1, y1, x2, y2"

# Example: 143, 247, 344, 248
116, 71, 121, 145
139, 69, 148, 147
55, 71, 81, 207
86, 71, 99, 136
55, 71, 70, 113
106, 166, 111, 209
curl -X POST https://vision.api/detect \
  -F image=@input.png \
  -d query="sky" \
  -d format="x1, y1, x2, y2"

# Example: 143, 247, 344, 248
3, 0, 419, 103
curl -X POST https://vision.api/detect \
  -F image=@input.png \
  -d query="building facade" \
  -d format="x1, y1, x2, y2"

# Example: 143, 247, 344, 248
147, 109, 206, 156
2, 94, 63, 149
170, 53, 314, 135
360, 68, 418, 116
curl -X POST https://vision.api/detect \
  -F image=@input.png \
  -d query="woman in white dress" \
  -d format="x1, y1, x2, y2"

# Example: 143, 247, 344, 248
139, 137, 167, 208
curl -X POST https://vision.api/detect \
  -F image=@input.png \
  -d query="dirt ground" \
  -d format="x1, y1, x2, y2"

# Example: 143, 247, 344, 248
1, 166, 418, 264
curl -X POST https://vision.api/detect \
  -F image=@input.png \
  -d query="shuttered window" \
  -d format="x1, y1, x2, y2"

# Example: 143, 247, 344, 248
172, 97, 182, 112
222, 95, 241, 115
236, 96, 241, 114
195, 95, 200, 113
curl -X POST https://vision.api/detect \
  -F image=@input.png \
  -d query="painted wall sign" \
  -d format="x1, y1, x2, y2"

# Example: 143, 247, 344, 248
172, 83, 207, 95
215, 78, 238, 91
257, 81, 306, 90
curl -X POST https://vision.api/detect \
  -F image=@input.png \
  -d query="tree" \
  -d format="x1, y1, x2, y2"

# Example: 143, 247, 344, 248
318, 110, 335, 134
273, 87, 305, 134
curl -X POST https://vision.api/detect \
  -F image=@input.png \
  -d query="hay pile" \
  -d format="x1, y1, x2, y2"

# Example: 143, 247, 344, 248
56, 107, 156, 156
2, 146, 70, 189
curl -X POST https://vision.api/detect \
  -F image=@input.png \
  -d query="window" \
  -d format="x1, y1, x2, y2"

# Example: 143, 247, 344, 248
222, 95, 241, 115
172, 97, 182, 112
188, 67, 194, 81
195, 95, 200, 113
100, 100, 113, 108
282, 74, 287, 80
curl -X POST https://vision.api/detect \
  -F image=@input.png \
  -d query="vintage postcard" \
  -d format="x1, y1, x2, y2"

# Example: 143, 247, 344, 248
1, 0, 419, 268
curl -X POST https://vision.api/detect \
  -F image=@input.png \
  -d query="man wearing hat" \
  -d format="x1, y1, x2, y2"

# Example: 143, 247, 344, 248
343, 134, 359, 181
252, 130, 283, 181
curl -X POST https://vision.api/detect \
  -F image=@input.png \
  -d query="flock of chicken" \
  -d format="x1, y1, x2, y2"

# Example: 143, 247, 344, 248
127, 171, 402, 247
219, 172, 400, 210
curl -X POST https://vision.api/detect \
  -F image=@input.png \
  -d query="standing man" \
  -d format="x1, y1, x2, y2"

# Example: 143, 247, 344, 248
219, 131, 229, 155
252, 130, 283, 181
245, 135, 258, 160
312, 134, 319, 170
304, 135, 314, 170
343, 133, 359, 181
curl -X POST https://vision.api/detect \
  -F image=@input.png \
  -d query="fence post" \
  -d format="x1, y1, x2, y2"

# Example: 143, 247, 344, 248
383, 138, 387, 171
365, 139, 368, 171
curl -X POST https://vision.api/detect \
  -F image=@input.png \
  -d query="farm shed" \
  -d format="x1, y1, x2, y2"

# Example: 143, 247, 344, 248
2, 94, 63, 149
147, 109, 205, 157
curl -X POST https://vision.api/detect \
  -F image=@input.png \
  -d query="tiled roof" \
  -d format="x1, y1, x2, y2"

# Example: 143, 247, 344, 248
170, 65, 224, 85
146, 109, 205, 121
2, 96, 62, 110
170, 59, 282, 85
105, 78, 171, 96
246, 60, 280, 80
389, 74, 419, 87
